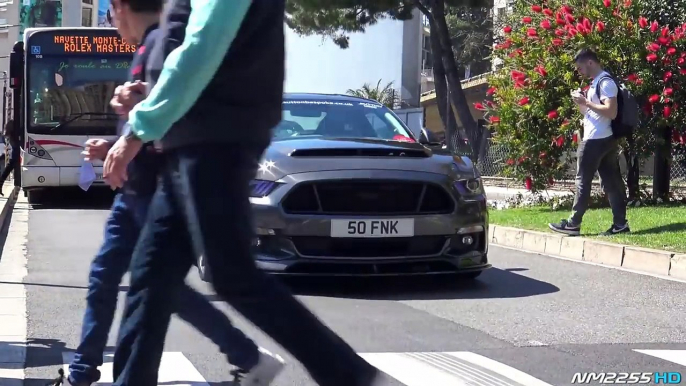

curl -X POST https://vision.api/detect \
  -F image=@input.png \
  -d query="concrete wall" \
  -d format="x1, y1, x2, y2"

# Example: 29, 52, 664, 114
400, 9, 423, 107
284, 12, 424, 108
421, 83, 488, 133
0, 0, 100, 74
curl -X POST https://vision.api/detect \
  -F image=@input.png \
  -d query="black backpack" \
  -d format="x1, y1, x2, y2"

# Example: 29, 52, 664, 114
595, 74, 638, 139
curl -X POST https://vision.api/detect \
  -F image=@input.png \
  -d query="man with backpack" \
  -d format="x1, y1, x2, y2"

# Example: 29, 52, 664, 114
548, 48, 631, 236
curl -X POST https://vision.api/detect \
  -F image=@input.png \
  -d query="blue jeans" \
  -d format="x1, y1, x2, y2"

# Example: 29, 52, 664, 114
69, 192, 259, 385
112, 144, 379, 386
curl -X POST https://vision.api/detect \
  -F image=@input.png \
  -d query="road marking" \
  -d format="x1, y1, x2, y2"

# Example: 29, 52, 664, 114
62, 351, 209, 385
634, 350, 686, 366
359, 351, 553, 386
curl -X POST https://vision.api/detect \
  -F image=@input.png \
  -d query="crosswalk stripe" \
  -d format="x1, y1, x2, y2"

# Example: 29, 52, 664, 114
56, 349, 686, 386
359, 352, 553, 386
61, 351, 209, 386
634, 350, 686, 367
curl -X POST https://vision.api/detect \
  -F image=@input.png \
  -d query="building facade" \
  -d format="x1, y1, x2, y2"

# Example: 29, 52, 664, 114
0, 0, 106, 72
285, 8, 429, 108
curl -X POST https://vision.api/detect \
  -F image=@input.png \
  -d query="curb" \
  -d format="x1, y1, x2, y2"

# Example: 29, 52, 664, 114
0, 186, 20, 227
488, 224, 684, 279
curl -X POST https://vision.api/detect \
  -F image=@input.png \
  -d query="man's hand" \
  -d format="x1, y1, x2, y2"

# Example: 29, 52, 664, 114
111, 81, 148, 117
82, 139, 112, 162
572, 93, 587, 106
103, 135, 143, 189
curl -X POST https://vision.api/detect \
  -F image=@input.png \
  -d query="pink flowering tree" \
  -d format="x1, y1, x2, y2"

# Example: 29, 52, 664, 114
481, 0, 686, 192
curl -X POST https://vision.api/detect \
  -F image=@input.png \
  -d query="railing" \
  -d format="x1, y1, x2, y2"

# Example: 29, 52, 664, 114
420, 71, 493, 98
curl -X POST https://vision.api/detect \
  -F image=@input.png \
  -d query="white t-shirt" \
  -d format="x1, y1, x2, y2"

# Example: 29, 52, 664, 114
583, 71, 618, 141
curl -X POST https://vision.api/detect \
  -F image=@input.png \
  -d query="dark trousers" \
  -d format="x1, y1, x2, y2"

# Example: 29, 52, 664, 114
0, 145, 19, 188
112, 144, 378, 386
570, 136, 628, 226
69, 192, 258, 385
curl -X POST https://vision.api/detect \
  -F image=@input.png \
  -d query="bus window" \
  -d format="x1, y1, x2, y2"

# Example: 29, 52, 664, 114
28, 57, 130, 128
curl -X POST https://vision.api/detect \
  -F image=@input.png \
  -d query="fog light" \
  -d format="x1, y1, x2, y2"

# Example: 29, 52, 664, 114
462, 236, 474, 245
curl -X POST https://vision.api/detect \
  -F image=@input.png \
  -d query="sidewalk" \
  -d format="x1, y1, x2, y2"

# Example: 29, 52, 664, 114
488, 224, 685, 280
484, 186, 571, 201
0, 185, 25, 386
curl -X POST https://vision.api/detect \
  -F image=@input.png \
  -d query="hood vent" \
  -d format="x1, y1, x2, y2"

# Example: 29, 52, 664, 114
289, 148, 429, 158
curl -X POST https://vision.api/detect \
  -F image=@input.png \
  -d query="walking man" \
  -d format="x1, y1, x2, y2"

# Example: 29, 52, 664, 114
548, 48, 629, 236
0, 119, 20, 194
103, 0, 384, 385
56, 1, 284, 385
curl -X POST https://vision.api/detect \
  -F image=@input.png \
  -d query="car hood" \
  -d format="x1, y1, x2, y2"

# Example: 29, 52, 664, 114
255, 137, 476, 181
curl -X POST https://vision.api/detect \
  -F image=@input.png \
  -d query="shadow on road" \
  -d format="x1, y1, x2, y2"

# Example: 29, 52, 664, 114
26, 187, 115, 210
0, 338, 71, 386
0, 280, 129, 293
6, 265, 558, 303
275, 267, 559, 300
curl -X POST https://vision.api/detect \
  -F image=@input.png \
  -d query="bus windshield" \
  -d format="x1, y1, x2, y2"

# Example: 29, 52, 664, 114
27, 55, 130, 135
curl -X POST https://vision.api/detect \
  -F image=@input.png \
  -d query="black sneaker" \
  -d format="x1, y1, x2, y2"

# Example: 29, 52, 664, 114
45, 369, 65, 386
229, 347, 285, 385
548, 219, 581, 236
601, 222, 630, 236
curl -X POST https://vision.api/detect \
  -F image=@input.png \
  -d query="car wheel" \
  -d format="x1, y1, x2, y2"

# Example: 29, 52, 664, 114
197, 255, 211, 282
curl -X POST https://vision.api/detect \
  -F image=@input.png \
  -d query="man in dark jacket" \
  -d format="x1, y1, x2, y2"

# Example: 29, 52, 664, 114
54, 1, 279, 385
103, 1, 384, 385
0, 119, 20, 194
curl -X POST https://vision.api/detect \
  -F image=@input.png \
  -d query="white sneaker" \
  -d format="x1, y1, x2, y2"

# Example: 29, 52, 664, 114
231, 347, 286, 386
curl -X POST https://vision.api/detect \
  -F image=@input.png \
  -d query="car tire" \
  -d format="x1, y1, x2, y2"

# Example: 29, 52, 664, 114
461, 271, 483, 280
197, 255, 211, 282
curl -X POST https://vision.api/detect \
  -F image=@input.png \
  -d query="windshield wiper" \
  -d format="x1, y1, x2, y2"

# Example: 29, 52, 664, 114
51, 112, 119, 131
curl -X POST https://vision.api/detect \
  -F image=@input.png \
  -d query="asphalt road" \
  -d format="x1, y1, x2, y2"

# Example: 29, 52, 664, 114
9, 189, 686, 385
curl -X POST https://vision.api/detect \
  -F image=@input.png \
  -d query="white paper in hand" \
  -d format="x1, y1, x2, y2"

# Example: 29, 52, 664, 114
78, 160, 96, 191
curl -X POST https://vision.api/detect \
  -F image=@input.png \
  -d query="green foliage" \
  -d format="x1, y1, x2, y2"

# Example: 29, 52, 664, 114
483, 0, 686, 192
346, 80, 400, 108
637, 0, 686, 28
446, 6, 493, 74
286, 0, 494, 48
285, 1, 414, 48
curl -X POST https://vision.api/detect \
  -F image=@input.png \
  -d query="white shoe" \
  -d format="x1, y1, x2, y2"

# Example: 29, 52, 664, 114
231, 347, 286, 386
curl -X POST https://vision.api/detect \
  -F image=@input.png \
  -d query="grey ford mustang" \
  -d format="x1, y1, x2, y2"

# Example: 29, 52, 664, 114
197, 93, 490, 279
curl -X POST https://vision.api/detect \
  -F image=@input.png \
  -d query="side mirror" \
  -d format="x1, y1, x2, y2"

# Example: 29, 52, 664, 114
419, 128, 442, 146
9, 42, 24, 90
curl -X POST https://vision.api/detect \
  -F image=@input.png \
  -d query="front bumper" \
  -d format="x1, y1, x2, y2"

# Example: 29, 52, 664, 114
250, 170, 490, 277
255, 253, 491, 277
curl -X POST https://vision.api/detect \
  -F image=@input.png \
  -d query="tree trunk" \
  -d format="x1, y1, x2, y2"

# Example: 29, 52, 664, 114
415, 2, 454, 133
427, 17, 459, 148
430, 0, 481, 160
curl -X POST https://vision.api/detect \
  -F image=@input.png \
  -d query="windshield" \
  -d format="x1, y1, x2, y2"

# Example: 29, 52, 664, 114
27, 56, 131, 135
275, 100, 416, 142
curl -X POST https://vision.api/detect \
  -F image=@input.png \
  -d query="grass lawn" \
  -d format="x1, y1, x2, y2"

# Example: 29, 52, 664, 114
489, 206, 686, 253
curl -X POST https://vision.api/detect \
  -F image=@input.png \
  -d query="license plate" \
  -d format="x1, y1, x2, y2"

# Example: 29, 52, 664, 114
330, 219, 414, 238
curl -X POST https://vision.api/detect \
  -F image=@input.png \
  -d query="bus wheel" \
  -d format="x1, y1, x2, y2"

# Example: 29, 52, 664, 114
26, 190, 42, 204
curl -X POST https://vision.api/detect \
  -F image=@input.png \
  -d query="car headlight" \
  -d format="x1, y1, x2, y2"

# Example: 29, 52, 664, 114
454, 178, 484, 196
249, 179, 280, 198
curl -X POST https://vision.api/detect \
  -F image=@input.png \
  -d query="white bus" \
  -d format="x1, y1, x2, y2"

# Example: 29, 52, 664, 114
9, 27, 136, 200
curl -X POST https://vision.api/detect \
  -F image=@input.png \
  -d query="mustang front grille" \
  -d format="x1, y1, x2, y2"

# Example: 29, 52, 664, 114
281, 180, 454, 215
